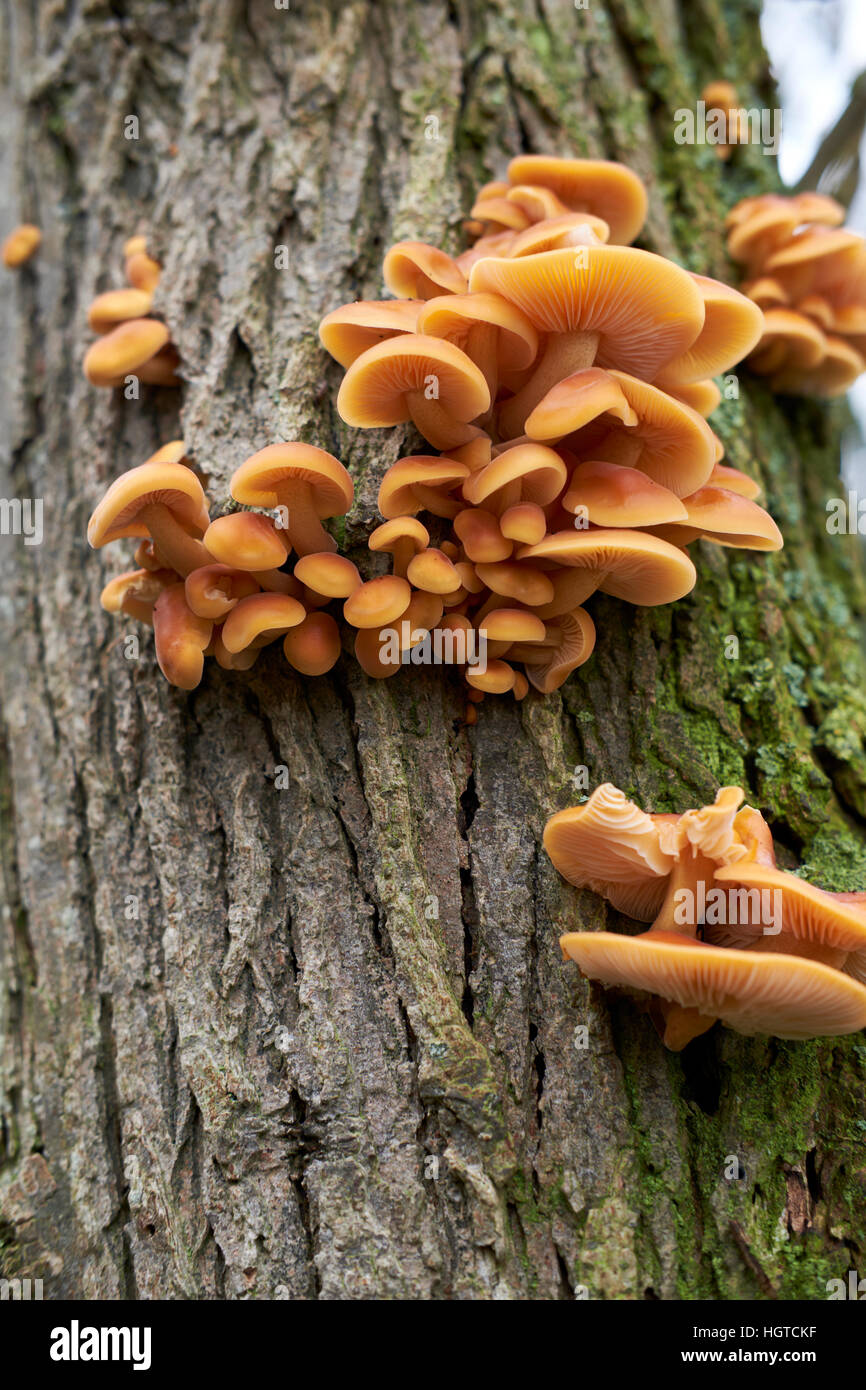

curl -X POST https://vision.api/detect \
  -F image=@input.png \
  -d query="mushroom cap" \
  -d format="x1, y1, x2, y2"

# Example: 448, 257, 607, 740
152, 584, 213, 690
293, 552, 362, 598
343, 575, 412, 628
743, 276, 789, 310
378, 455, 470, 520
518, 529, 697, 605
524, 366, 638, 441
585, 370, 719, 497
469, 195, 531, 231
764, 227, 865, 290
383, 241, 468, 298
654, 274, 764, 387
478, 608, 547, 644
524, 606, 596, 693
125, 250, 161, 293
506, 155, 648, 244
509, 214, 611, 258
353, 625, 403, 678
318, 298, 423, 368
544, 783, 678, 919
562, 460, 689, 527
337, 335, 490, 429
83, 319, 171, 386
400, 591, 445, 647
406, 547, 461, 594
559, 931, 866, 1040
749, 308, 827, 374
143, 440, 190, 467
474, 561, 555, 607
711, 862, 866, 954
221, 592, 306, 652
204, 512, 288, 570
283, 611, 342, 676
727, 197, 804, 268
368, 516, 430, 559
100, 567, 174, 623
453, 507, 513, 562
708, 462, 762, 499
669, 485, 783, 550
466, 659, 516, 694
702, 80, 738, 107
668, 379, 722, 418
231, 443, 353, 517
770, 334, 865, 398
505, 184, 573, 221
88, 288, 153, 334
416, 293, 539, 371
184, 565, 260, 620
499, 501, 547, 544
88, 461, 210, 547
462, 443, 567, 511
2, 223, 42, 267
469, 248, 705, 382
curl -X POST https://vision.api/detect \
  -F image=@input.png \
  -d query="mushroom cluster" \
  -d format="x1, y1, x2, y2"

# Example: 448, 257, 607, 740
88, 443, 354, 687
546, 783, 866, 1048
727, 192, 866, 396
320, 155, 778, 700
83, 236, 180, 388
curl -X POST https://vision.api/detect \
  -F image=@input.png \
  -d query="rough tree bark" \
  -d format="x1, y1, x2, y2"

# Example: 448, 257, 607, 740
2, 0, 865, 1302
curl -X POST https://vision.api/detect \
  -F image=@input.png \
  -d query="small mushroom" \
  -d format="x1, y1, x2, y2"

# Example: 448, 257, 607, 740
283, 612, 342, 676
337, 335, 490, 451
88, 461, 212, 577
318, 299, 423, 367
88, 288, 153, 333
378, 455, 470, 520
220, 592, 306, 653
204, 512, 290, 569
83, 318, 171, 387
2, 224, 41, 267
230, 443, 353, 557
293, 552, 362, 601
100, 567, 175, 626
152, 584, 213, 689
343, 575, 412, 629
383, 241, 468, 298
505, 155, 648, 245
184, 565, 260, 620
368, 517, 430, 577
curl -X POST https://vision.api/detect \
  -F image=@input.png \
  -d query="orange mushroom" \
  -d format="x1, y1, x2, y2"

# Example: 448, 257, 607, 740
230, 444, 353, 558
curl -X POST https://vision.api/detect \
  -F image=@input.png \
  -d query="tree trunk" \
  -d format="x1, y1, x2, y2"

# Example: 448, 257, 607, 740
2, 0, 865, 1302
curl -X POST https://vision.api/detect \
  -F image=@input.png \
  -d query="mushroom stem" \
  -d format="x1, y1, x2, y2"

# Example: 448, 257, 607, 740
392, 537, 415, 578
466, 322, 500, 407
593, 429, 643, 469
406, 391, 482, 451
650, 850, 715, 938
275, 482, 337, 558
142, 504, 212, 577
659, 1001, 717, 1051
498, 330, 600, 439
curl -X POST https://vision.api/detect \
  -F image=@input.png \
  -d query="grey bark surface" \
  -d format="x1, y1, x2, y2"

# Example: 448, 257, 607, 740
2, 0, 866, 1300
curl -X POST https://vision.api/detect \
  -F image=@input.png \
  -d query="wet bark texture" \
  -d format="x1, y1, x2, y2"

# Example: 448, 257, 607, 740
2, 0, 866, 1301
